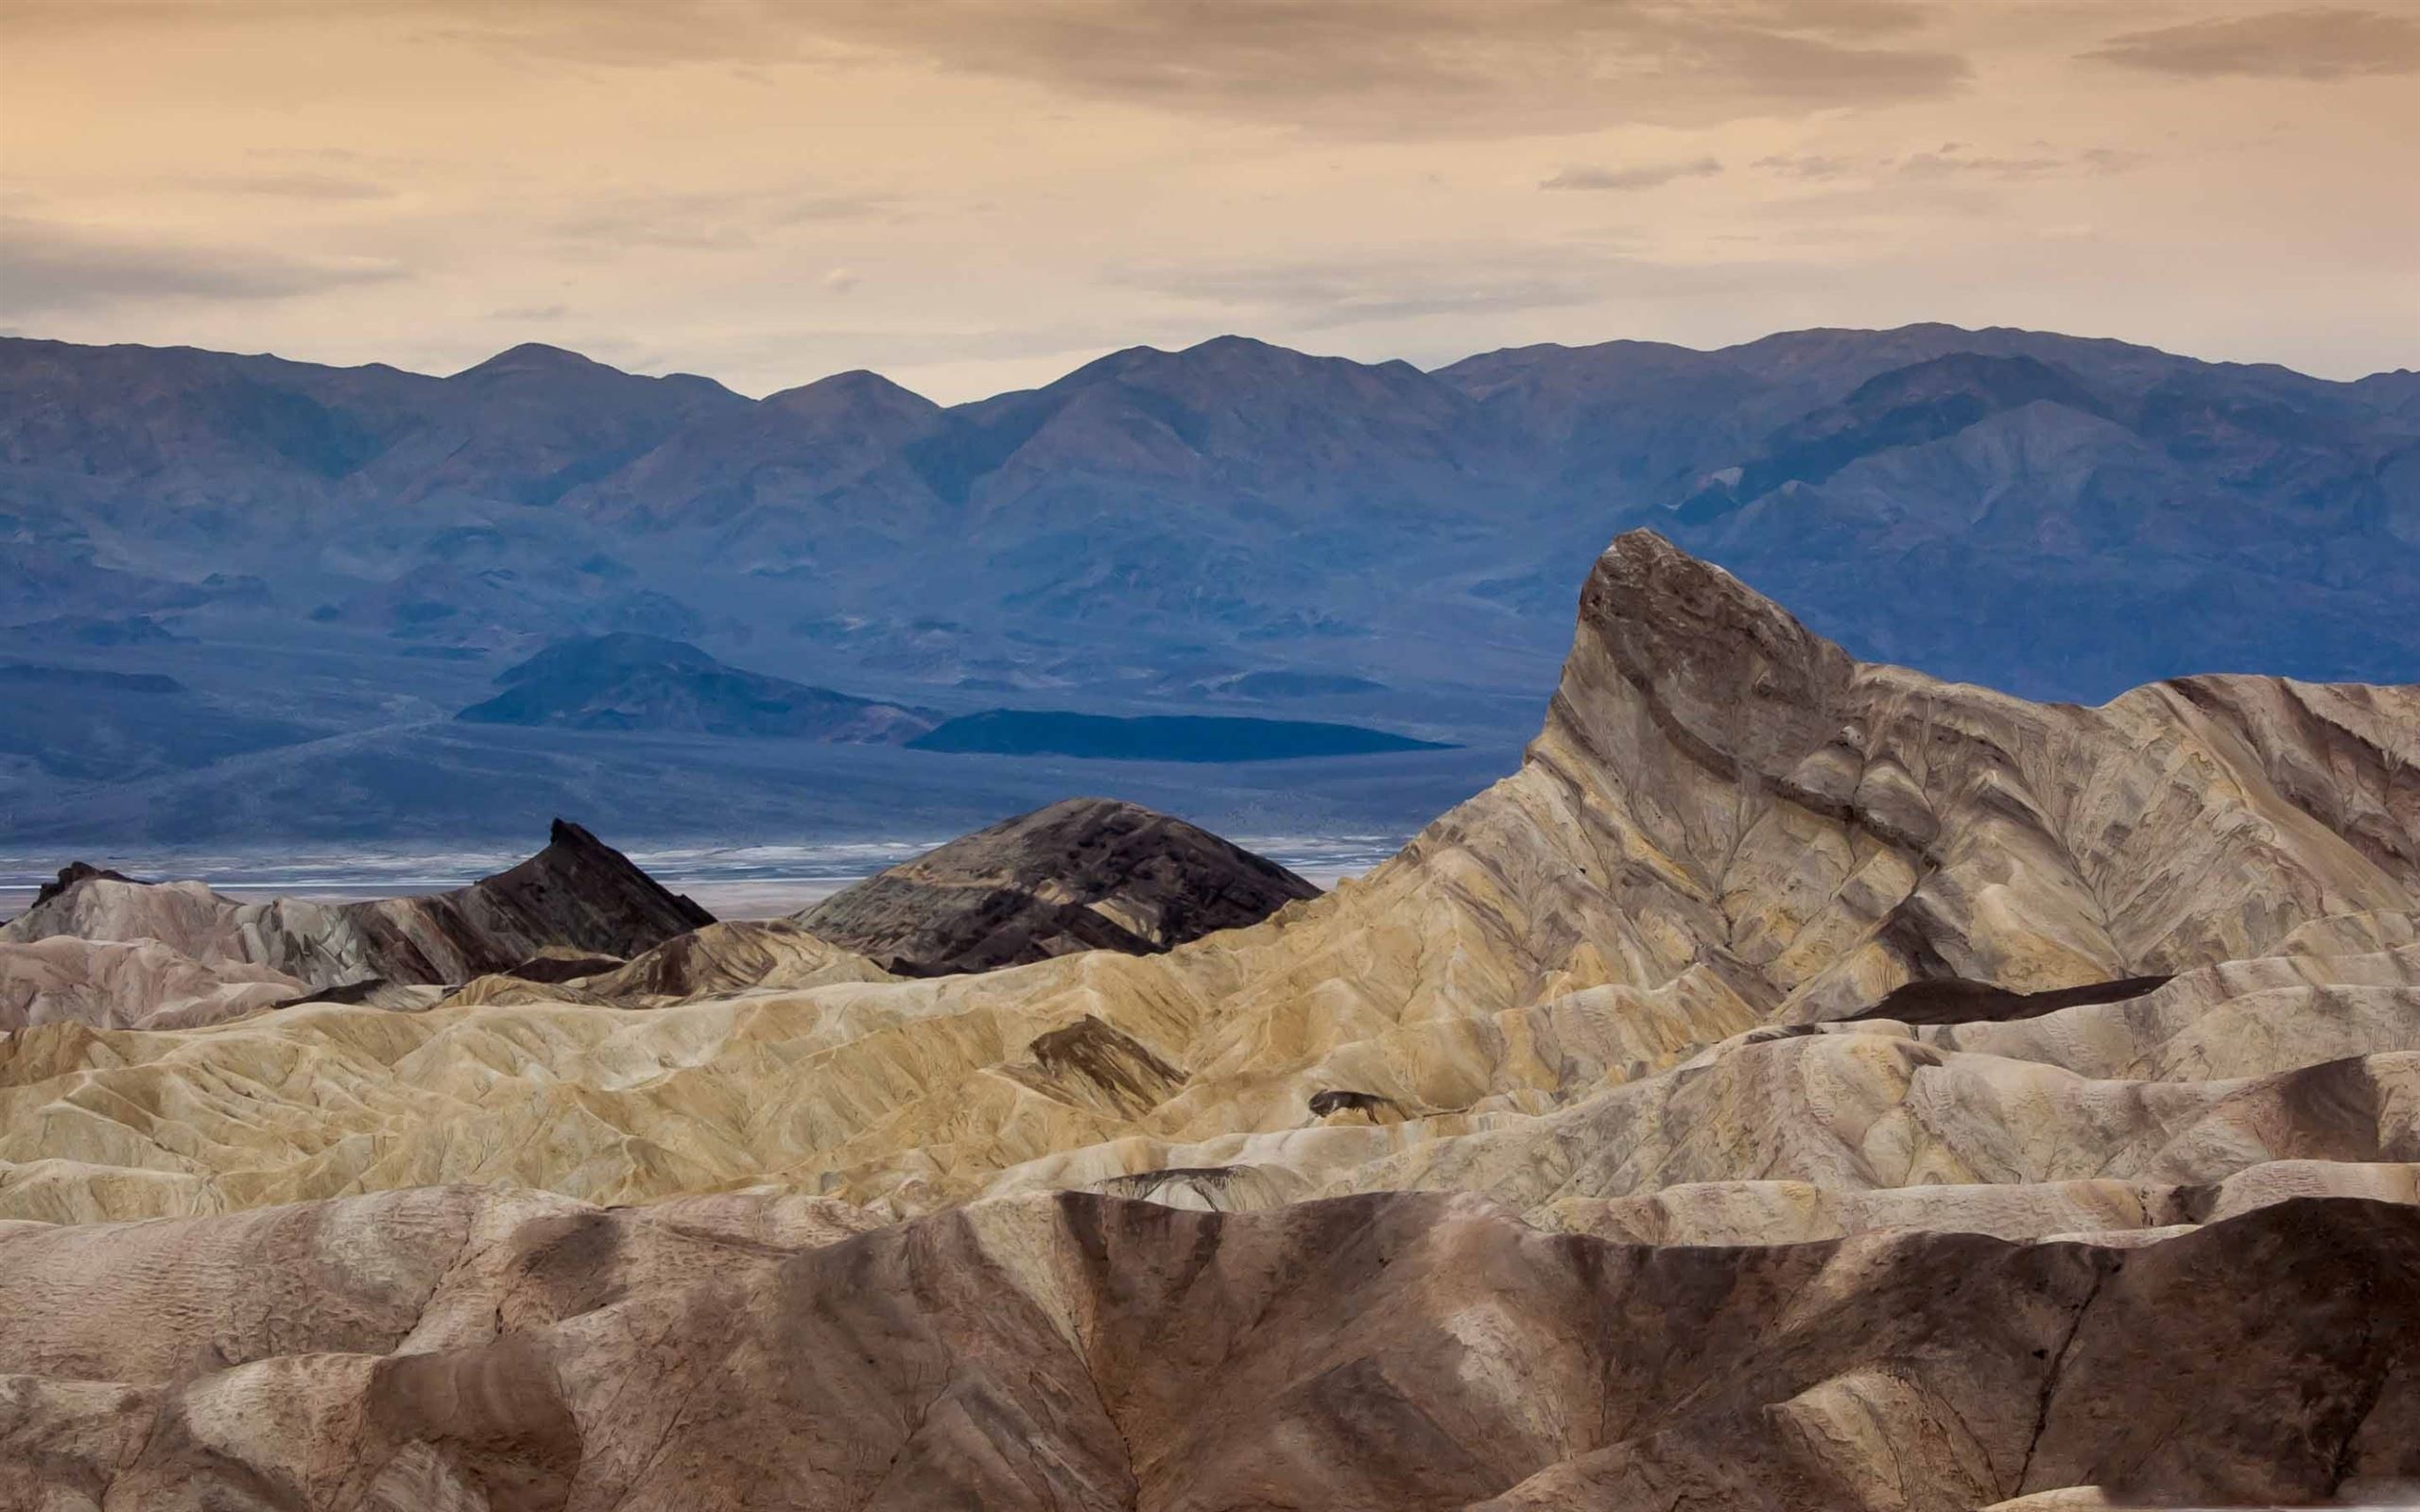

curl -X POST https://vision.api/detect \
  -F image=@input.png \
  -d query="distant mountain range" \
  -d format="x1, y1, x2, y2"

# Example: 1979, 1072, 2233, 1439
458, 633, 936, 743
3, 323, 2414, 843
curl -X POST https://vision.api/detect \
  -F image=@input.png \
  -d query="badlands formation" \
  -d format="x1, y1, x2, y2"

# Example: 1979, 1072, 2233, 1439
795, 795, 1322, 975
3, 531, 2418, 1508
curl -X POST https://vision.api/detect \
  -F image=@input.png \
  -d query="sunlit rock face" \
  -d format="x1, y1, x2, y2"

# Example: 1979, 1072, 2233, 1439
3, 531, 2416, 1507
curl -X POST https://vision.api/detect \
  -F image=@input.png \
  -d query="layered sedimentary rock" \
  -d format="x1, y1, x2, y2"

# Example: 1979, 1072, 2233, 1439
795, 796, 1320, 974
4, 531, 2417, 1505
438, 919, 894, 1009
1, 820, 713, 1010
0, 935, 306, 1030
3, 535, 2414, 1226
2, 1186, 2412, 1511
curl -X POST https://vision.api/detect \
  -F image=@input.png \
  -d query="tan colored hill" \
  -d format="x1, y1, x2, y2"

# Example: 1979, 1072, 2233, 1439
5, 532, 2410, 1226
0, 820, 713, 1019
3, 530, 2417, 1505
0, 935, 306, 1031
3, 1185, 2412, 1510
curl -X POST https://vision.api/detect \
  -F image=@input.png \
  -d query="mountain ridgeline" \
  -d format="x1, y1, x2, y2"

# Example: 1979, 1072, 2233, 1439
3, 324, 2414, 842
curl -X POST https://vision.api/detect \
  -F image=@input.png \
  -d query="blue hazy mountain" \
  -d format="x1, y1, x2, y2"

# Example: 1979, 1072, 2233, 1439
906, 710, 1449, 762
458, 634, 936, 743
2, 324, 2412, 843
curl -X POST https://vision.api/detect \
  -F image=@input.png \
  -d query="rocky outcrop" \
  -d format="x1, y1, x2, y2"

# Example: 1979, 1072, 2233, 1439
795, 797, 1321, 974
437, 919, 893, 1009
1, 819, 714, 1014
1, 532, 2414, 1503
2, 1186, 2412, 1510
0, 936, 306, 1030
3, 538, 2414, 1223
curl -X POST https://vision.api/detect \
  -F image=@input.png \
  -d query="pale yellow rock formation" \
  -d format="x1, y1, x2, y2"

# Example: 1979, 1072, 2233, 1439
1, 533, 2414, 1231
4, 532, 2419, 1506
0, 936, 306, 1030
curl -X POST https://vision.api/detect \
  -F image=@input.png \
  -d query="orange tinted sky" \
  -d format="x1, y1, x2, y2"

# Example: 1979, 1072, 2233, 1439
3, 1, 2414, 400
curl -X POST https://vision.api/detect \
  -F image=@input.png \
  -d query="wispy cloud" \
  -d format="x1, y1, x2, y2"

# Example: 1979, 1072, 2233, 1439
98, 0, 1972, 138
1896, 143, 2143, 180
1754, 152, 1862, 180
0, 216, 406, 316
2083, 7, 2420, 79
548, 186, 901, 250
1102, 243, 1798, 332
207, 171, 398, 201
1754, 143, 2144, 184
1541, 158, 1723, 191
803, 0, 1972, 135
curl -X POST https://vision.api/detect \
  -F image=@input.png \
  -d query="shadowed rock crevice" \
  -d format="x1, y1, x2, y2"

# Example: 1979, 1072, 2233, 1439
1846, 972, 2174, 1025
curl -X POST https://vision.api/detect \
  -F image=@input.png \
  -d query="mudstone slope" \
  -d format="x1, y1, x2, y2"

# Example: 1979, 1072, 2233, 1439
2, 532, 2417, 1507
0, 820, 713, 1027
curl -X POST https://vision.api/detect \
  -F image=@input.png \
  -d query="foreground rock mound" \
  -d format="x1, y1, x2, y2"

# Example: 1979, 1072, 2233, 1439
1, 820, 712, 1023
3, 1187, 2411, 1510
795, 797, 1320, 974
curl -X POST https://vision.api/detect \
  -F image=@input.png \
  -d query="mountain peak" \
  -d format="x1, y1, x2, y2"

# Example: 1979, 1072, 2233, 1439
795, 796, 1319, 974
1549, 530, 1856, 782
764, 368, 941, 417
450, 342, 616, 381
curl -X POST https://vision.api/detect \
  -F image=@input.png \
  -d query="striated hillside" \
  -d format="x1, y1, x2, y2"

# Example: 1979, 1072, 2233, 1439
2, 531, 2411, 1216
0, 819, 712, 1024
2, 533, 2416, 1506
4, 1187, 2413, 1509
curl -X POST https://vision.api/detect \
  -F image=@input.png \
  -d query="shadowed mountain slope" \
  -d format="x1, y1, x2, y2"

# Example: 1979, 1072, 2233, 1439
458, 633, 934, 742
5, 324, 2414, 847
796, 796, 1321, 975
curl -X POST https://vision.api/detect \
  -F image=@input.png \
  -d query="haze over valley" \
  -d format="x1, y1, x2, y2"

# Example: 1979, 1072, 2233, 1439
7, 321, 2414, 850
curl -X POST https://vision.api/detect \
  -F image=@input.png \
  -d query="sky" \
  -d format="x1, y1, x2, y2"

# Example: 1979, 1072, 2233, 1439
2, 0, 2415, 403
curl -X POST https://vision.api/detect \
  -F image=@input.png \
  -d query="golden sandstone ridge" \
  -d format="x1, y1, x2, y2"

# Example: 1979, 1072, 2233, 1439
4, 531, 2419, 1508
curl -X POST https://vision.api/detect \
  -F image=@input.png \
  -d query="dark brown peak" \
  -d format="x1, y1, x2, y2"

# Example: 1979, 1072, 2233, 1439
30, 861, 139, 910
995, 796, 1161, 833
536, 817, 714, 928
975, 799, 1319, 896
798, 797, 1314, 974
1561, 531, 1857, 780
